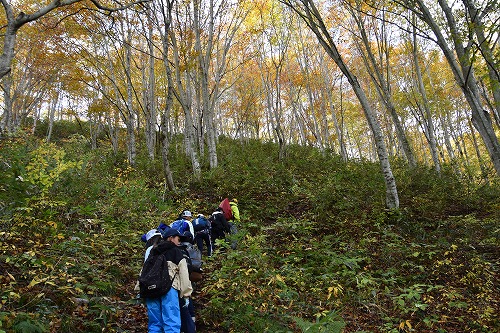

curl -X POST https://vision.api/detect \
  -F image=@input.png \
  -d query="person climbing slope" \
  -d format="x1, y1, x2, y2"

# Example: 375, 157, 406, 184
192, 213, 212, 257
229, 198, 240, 225
209, 207, 231, 244
141, 228, 193, 333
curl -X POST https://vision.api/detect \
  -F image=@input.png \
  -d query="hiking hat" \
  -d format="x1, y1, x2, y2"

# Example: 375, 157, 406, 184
163, 228, 181, 239
182, 210, 192, 218
232, 198, 238, 203
145, 229, 161, 241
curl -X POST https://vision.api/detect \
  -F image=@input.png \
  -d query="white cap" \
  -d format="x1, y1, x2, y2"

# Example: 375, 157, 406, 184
145, 229, 161, 241
182, 210, 192, 217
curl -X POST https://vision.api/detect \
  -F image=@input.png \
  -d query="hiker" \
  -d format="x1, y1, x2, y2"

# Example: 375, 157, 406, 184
210, 207, 231, 244
143, 228, 193, 333
143, 229, 162, 257
170, 210, 195, 236
229, 198, 240, 224
178, 231, 199, 333
227, 199, 240, 249
192, 214, 212, 257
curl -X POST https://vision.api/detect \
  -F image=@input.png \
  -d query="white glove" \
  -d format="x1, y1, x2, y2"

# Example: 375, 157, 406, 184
183, 297, 190, 308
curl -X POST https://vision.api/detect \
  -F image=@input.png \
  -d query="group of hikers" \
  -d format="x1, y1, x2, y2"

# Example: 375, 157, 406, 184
137, 198, 240, 333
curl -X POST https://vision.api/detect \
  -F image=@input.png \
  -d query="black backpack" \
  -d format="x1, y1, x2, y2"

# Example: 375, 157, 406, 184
186, 243, 202, 270
139, 239, 176, 299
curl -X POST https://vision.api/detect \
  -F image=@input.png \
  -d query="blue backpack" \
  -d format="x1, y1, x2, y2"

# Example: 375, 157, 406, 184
170, 219, 190, 234
192, 216, 210, 232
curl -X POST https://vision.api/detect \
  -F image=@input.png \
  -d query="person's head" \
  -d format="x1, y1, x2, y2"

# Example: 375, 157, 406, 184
162, 228, 181, 245
181, 210, 192, 220
216, 207, 223, 212
143, 229, 161, 242
232, 198, 238, 204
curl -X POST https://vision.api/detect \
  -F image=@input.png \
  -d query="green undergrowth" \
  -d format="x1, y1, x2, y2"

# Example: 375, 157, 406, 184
0, 128, 499, 332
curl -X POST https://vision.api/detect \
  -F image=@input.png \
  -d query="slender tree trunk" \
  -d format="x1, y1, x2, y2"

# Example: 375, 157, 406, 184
145, 13, 157, 160
124, 28, 136, 167
350, 4, 416, 167
463, 0, 500, 123
411, 20, 440, 173
318, 50, 345, 155
467, 117, 489, 182
157, 0, 176, 191
107, 112, 119, 155
1, 73, 12, 135
439, 112, 455, 163
407, 0, 500, 176
283, 0, 399, 208
46, 91, 59, 142
170, 32, 201, 179
193, 0, 218, 168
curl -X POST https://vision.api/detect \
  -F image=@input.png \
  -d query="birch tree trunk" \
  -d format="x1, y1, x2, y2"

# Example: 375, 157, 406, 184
144, 10, 157, 160
170, 23, 201, 179
1, 73, 12, 135
405, 0, 500, 176
107, 111, 120, 155
349, 4, 416, 167
411, 20, 440, 173
467, 117, 489, 181
46, 90, 59, 143
462, 0, 500, 126
283, 0, 399, 208
123, 23, 137, 167
157, 0, 176, 192
193, 0, 217, 167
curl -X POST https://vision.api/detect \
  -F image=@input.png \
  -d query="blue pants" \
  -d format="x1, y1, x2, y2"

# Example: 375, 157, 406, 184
146, 288, 180, 333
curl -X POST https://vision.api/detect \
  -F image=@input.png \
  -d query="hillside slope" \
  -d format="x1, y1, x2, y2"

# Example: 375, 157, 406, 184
1, 134, 499, 332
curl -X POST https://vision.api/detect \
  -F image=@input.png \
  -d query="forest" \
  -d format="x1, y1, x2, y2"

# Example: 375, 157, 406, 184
0, 0, 499, 332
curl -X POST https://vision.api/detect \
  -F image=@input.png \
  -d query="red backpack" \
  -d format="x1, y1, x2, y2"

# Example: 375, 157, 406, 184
219, 198, 233, 221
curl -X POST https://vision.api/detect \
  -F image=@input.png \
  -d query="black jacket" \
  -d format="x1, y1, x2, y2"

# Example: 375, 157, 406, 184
210, 211, 230, 238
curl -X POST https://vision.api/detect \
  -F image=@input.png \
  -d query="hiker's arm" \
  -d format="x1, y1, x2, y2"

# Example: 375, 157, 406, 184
177, 258, 193, 298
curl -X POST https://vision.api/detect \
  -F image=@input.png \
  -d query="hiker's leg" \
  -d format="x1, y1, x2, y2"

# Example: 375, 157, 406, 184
195, 233, 204, 255
145, 298, 163, 333
206, 232, 212, 256
180, 297, 196, 333
161, 288, 181, 333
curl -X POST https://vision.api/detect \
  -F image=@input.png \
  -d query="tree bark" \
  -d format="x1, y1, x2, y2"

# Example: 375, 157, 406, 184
411, 19, 440, 173
170, 17, 201, 179
157, 0, 176, 191
404, 0, 500, 176
349, 3, 416, 167
282, 0, 399, 208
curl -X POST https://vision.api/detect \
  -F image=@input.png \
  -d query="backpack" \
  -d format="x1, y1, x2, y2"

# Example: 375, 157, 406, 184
185, 243, 202, 270
192, 216, 210, 232
219, 198, 233, 221
138, 240, 175, 299
170, 219, 190, 234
